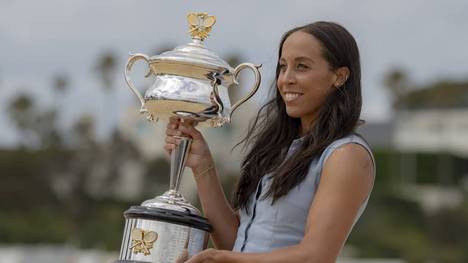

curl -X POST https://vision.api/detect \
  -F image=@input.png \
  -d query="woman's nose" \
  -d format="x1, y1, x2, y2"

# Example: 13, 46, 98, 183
280, 69, 296, 85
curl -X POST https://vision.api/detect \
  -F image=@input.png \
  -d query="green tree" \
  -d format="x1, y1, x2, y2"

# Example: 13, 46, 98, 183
95, 51, 118, 92
94, 50, 120, 132
383, 68, 411, 109
7, 93, 61, 148
7, 93, 35, 139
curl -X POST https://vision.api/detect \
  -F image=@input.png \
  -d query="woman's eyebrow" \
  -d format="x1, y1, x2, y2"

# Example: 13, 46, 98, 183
279, 56, 314, 63
295, 56, 315, 63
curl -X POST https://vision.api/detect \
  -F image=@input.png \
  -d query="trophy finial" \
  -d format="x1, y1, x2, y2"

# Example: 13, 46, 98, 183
187, 12, 216, 41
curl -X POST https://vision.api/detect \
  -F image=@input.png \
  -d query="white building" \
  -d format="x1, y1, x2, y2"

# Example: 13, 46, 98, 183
393, 109, 468, 156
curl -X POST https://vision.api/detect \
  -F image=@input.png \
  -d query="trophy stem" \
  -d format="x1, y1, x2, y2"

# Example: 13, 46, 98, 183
170, 136, 192, 193
141, 134, 198, 212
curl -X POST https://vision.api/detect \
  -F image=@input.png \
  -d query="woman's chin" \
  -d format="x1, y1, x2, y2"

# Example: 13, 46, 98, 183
285, 111, 302, 119
285, 107, 302, 117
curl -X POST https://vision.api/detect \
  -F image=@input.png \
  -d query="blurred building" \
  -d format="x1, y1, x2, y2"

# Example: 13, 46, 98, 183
358, 79, 468, 215
356, 121, 394, 149
390, 78, 468, 156
393, 109, 468, 156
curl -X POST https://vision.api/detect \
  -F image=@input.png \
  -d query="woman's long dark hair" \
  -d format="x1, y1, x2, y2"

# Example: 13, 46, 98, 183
232, 22, 362, 212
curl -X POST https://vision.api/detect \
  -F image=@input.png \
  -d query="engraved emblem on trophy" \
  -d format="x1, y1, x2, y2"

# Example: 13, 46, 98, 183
114, 12, 261, 263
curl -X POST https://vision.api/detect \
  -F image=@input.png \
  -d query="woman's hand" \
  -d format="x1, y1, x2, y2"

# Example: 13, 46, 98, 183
164, 117, 215, 175
175, 248, 222, 263
183, 248, 227, 263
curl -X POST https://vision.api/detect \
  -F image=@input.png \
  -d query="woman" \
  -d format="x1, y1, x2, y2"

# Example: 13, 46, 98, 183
165, 21, 375, 263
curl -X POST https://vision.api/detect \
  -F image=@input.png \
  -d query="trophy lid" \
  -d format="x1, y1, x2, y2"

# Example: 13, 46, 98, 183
149, 12, 234, 72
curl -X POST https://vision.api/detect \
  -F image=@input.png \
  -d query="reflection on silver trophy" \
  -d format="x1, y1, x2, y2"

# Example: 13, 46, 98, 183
114, 12, 261, 263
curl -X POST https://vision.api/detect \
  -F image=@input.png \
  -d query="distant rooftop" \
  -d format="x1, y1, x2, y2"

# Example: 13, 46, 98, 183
356, 121, 394, 149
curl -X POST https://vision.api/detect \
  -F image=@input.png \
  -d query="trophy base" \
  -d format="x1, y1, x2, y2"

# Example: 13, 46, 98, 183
116, 206, 211, 263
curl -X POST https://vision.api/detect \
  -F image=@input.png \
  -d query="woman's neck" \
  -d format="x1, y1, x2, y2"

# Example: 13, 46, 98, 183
300, 117, 317, 137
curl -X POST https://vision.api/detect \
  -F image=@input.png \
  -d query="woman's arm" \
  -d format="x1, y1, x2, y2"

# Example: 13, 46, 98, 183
165, 119, 239, 250
185, 143, 374, 263
191, 157, 240, 250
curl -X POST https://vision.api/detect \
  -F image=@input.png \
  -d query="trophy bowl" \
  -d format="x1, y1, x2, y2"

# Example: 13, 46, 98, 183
124, 12, 261, 128
115, 12, 261, 263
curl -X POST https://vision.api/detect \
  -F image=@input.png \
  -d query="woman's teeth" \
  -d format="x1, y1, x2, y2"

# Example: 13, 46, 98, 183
284, 92, 302, 102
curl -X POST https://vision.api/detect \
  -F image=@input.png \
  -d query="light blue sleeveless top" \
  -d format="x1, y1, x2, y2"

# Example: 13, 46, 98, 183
232, 133, 375, 252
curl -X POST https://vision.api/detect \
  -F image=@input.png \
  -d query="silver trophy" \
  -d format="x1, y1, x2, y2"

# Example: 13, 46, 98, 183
115, 12, 261, 263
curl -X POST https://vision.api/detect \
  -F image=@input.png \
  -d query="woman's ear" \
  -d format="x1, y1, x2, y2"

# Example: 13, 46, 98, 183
334, 67, 350, 88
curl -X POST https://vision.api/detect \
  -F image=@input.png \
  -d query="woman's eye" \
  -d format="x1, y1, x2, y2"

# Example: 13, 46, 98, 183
297, 63, 308, 70
279, 64, 287, 70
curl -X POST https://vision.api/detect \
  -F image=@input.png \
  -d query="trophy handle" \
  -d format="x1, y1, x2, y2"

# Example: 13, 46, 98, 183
230, 63, 262, 118
124, 53, 151, 114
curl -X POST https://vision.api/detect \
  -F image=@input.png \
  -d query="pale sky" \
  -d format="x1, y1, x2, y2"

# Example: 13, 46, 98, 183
1, 0, 468, 146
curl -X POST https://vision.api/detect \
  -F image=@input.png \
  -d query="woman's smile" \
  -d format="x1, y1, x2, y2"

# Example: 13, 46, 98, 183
283, 92, 304, 102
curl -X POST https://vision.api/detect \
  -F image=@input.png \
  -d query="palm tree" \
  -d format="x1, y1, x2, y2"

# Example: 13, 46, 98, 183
7, 93, 36, 146
51, 73, 70, 138
384, 68, 411, 109
95, 51, 118, 92
94, 50, 119, 135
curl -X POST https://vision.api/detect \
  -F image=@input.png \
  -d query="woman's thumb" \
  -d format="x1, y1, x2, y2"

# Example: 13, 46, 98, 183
175, 249, 189, 263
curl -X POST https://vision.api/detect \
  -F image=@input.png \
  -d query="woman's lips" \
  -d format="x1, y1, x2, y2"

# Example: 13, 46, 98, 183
284, 92, 303, 102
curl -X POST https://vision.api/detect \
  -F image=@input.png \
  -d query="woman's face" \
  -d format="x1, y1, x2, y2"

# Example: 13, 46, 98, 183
277, 30, 339, 131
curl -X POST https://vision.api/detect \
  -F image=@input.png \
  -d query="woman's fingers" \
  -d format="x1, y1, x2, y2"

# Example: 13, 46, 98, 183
167, 116, 201, 139
167, 117, 181, 132
163, 145, 173, 159
184, 249, 218, 263
163, 144, 175, 151
168, 116, 197, 127
168, 116, 181, 124
175, 249, 189, 263
164, 116, 211, 171
166, 128, 183, 137
165, 136, 181, 145
178, 124, 202, 140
